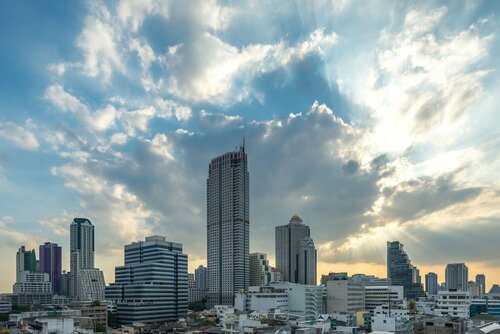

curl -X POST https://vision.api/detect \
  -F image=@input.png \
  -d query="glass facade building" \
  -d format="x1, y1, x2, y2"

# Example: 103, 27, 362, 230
39, 242, 62, 294
106, 235, 188, 324
387, 241, 424, 300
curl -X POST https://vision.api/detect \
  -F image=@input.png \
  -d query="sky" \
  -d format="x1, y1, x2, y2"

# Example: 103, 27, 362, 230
0, 0, 499, 293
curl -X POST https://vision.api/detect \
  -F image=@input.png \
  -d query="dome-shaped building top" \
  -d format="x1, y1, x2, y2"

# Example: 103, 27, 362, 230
289, 214, 303, 223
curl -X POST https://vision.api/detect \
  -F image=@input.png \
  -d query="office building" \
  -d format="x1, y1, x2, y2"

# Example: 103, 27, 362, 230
195, 265, 207, 290
326, 279, 365, 314
434, 290, 470, 318
470, 298, 500, 318
69, 218, 95, 300
445, 263, 468, 291
207, 145, 249, 306
39, 242, 62, 294
16, 246, 37, 281
188, 273, 206, 303
364, 285, 404, 313
106, 235, 188, 324
276, 214, 317, 285
476, 274, 486, 296
425, 272, 438, 295
321, 272, 348, 285
386, 241, 424, 300
12, 271, 53, 306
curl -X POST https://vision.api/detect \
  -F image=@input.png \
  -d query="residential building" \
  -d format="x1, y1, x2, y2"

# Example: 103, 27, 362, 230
70, 218, 95, 300
39, 242, 62, 294
235, 285, 288, 314
445, 263, 468, 292
351, 274, 391, 286
326, 279, 365, 314
476, 274, 486, 296
249, 253, 282, 286
106, 235, 188, 324
387, 241, 424, 300
70, 300, 108, 326
364, 285, 404, 313
274, 282, 324, 319
276, 214, 317, 285
207, 145, 249, 306
12, 271, 53, 306
423, 316, 467, 334
16, 246, 37, 281
195, 265, 208, 289
371, 304, 411, 333
434, 290, 470, 318
78, 269, 105, 301
425, 272, 438, 296
468, 281, 483, 299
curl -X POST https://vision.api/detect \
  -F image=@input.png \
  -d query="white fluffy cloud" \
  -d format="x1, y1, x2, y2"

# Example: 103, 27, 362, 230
0, 121, 39, 150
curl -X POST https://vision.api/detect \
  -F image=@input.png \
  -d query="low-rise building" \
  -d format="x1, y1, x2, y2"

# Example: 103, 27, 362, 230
12, 271, 53, 307
326, 279, 365, 314
365, 285, 404, 313
70, 300, 108, 327
470, 298, 500, 318
235, 286, 288, 314
371, 304, 411, 333
423, 316, 467, 334
434, 290, 470, 319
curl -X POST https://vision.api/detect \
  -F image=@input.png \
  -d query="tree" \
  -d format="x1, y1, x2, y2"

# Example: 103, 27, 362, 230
408, 300, 416, 312
95, 323, 106, 332
188, 302, 206, 311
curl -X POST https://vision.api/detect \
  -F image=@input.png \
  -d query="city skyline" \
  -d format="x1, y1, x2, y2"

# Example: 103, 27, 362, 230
1, 1, 500, 293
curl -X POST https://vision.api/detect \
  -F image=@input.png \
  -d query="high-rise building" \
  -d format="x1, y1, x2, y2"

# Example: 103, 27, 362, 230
39, 242, 62, 294
207, 145, 249, 306
276, 215, 317, 285
468, 281, 483, 299
425, 272, 438, 295
195, 265, 208, 290
16, 246, 37, 281
70, 218, 95, 299
297, 237, 317, 285
106, 235, 188, 324
445, 263, 468, 291
476, 274, 486, 295
387, 241, 424, 300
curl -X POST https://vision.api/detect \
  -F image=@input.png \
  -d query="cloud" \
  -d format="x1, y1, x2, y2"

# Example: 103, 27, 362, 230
164, 29, 338, 105
0, 120, 40, 150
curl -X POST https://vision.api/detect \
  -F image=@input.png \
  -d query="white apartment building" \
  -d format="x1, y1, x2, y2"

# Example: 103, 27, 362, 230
364, 285, 404, 313
77, 269, 105, 301
235, 286, 288, 313
236, 283, 324, 319
371, 304, 411, 333
434, 290, 470, 319
326, 279, 365, 314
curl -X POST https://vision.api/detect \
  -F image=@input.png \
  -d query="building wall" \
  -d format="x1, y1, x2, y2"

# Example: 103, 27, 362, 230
326, 280, 365, 314
445, 263, 468, 292
207, 147, 249, 307
106, 235, 188, 324
364, 285, 404, 313
434, 290, 470, 318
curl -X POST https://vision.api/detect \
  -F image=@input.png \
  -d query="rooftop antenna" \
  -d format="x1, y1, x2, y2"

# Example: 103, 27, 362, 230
242, 136, 245, 153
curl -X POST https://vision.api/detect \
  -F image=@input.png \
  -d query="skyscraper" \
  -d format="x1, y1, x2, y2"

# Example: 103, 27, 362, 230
70, 218, 94, 299
276, 215, 317, 284
207, 145, 249, 306
16, 246, 37, 281
387, 241, 424, 300
297, 237, 317, 285
195, 265, 208, 290
445, 263, 468, 291
425, 272, 438, 295
476, 274, 486, 295
39, 242, 62, 294
106, 235, 188, 324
